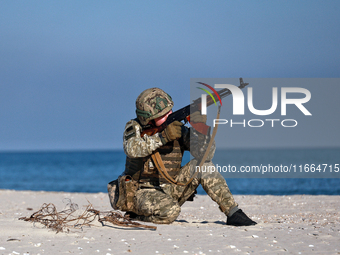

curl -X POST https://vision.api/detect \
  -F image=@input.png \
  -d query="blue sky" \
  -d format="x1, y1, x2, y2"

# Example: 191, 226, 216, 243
0, 0, 339, 151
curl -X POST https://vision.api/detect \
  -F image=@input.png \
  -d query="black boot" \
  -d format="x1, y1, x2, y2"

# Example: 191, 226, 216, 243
124, 212, 150, 222
226, 209, 257, 226
124, 211, 139, 219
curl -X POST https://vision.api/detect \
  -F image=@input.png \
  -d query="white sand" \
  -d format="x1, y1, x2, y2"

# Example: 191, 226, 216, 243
0, 190, 339, 255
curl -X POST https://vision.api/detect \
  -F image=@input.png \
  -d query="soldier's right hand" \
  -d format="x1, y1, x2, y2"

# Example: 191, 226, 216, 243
161, 121, 183, 144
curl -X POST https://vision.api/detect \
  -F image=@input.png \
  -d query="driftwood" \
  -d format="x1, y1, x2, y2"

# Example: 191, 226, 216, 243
19, 199, 156, 232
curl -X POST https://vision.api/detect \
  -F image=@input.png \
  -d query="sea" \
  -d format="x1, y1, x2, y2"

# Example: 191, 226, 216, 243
0, 148, 339, 195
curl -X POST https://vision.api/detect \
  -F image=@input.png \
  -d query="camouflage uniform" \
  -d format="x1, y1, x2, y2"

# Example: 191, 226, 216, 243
120, 119, 238, 224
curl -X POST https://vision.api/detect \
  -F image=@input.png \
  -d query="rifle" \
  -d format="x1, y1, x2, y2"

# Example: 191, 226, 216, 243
141, 78, 249, 137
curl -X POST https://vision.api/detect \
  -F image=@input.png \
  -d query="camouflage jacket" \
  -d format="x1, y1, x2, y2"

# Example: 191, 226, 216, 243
122, 119, 215, 184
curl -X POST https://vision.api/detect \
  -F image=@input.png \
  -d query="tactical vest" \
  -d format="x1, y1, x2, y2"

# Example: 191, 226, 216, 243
124, 140, 183, 185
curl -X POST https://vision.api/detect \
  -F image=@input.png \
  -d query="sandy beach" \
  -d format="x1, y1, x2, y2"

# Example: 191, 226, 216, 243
0, 190, 339, 255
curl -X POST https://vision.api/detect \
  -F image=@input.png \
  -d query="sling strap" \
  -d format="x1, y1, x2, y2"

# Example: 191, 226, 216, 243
151, 106, 221, 188
151, 152, 187, 186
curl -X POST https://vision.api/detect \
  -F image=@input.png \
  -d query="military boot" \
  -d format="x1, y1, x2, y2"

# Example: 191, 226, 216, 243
124, 212, 152, 222
124, 211, 139, 220
226, 209, 257, 226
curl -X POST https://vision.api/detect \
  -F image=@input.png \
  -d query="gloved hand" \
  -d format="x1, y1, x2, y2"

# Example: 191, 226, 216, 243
190, 111, 207, 123
161, 121, 183, 144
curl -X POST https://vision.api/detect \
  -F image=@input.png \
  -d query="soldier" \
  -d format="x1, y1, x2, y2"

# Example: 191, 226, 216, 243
108, 88, 256, 226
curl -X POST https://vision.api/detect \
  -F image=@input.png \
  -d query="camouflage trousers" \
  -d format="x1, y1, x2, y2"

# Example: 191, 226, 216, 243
133, 159, 237, 224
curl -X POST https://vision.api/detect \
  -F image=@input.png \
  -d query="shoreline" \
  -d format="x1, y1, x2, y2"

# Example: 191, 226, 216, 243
0, 190, 339, 254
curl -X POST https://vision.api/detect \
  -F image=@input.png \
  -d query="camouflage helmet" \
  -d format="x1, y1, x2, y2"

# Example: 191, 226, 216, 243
135, 88, 174, 125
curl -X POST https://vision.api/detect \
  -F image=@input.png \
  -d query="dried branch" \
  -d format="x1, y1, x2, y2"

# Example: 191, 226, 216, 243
19, 200, 156, 232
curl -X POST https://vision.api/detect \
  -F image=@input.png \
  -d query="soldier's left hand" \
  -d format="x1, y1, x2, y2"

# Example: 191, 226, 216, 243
190, 111, 207, 123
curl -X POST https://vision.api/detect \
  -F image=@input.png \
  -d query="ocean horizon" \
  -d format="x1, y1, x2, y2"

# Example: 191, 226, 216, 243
1, 148, 339, 195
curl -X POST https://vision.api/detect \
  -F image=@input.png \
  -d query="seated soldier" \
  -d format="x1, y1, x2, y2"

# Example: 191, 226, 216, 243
108, 88, 256, 226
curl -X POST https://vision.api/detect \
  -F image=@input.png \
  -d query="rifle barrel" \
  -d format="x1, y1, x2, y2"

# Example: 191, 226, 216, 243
148, 78, 249, 127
